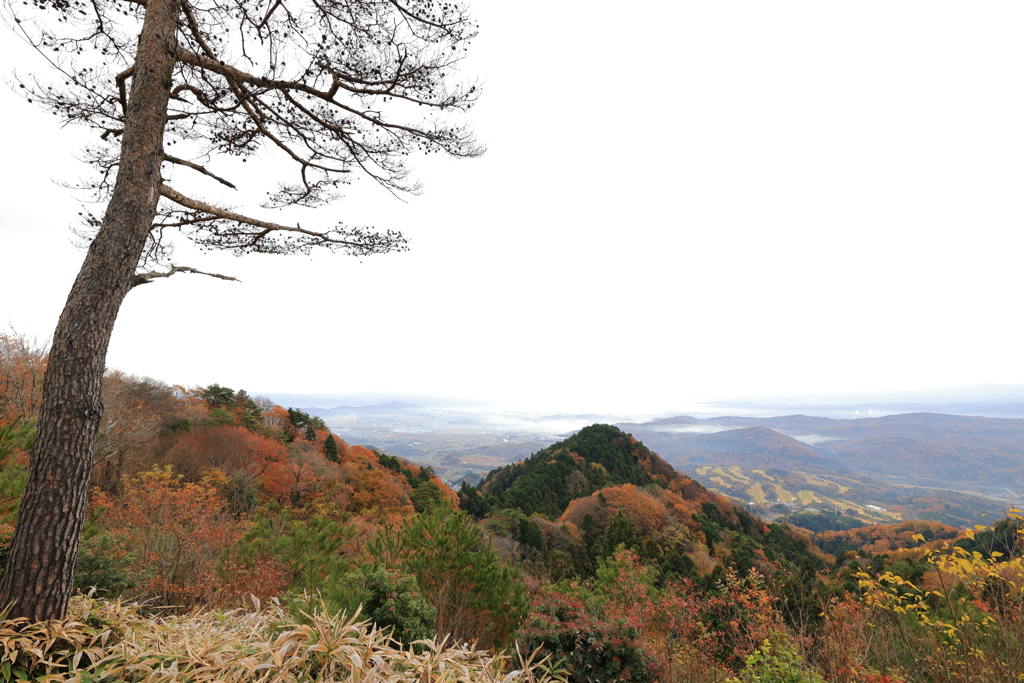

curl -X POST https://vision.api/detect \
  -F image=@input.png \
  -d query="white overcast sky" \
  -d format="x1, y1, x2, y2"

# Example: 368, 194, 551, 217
2, 1, 1024, 413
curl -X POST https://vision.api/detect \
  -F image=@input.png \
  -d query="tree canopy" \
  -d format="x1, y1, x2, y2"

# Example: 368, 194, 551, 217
8, 0, 482, 266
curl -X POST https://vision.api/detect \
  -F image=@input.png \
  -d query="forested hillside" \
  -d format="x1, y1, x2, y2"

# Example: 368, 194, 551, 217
465, 424, 829, 584
0, 332, 518, 651
3, 332, 1024, 683
479, 424, 677, 515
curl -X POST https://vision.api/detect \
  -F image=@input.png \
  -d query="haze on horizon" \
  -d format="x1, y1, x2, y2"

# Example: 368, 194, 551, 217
254, 382, 1024, 421
3, 2, 1023, 414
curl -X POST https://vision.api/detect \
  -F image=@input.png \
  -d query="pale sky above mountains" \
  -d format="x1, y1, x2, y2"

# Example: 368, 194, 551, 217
3, 2, 1024, 414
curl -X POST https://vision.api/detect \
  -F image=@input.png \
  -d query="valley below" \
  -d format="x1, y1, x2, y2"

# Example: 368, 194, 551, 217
286, 396, 1024, 528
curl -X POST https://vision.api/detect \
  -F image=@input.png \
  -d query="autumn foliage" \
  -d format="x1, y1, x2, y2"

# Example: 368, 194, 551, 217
91, 467, 245, 605
162, 426, 285, 481
814, 520, 961, 557
0, 331, 46, 423
340, 446, 415, 519
3, 359, 1021, 682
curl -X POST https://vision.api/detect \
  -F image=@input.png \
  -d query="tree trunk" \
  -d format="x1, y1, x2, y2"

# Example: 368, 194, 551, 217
0, 0, 180, 620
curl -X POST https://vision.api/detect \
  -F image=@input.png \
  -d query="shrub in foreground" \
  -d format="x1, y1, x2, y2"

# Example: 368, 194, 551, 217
368, 502, 530, 649
726, 637, 825, 683
290, 563, 437, 646
0, 593, 564, 682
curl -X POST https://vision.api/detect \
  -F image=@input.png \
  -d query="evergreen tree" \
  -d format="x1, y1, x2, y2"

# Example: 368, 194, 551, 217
603, 509, 638, 556
232, 510, 355, 593
323, 433, 339, 463
0, 0, 478, 619
368, 504, 529, 649
411, 479, 446, 513
580, 513, 602, 569
296, 564, 436, 647
201, 384, 235, 408
235, 390, 263, 430
203, 407, 233, 427
0, 419, 32, 530
517, 517, 546, 552
459, 481, 488, 520
287, 408, 327, 433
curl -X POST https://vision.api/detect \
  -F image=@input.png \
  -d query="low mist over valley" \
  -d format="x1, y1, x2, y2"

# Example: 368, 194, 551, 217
264, 389, 1024, 529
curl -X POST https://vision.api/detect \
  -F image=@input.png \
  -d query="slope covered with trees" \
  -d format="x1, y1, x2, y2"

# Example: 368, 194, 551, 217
7, 339, 1024, 682
0, 334, 531, 658
465, 425, 829, 588
478, 424, 678, 517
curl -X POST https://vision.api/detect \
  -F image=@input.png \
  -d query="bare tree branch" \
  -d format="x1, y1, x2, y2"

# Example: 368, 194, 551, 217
114, 65, 134, 115
163, 154, 236, 189
160, 183, 320, 238
159, 183, 405, 254
133, 264, 240, 287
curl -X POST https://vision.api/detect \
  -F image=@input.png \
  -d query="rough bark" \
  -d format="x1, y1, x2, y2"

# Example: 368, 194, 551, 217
0, 0, 180, 620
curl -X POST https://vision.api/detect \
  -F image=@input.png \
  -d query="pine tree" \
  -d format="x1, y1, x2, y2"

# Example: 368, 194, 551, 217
517, 518, 546, 552
0, 419, 32, 527
368, 504, 528, 648
323, 433, 339, 463
0, 0, 480, 618
603, 509, 639, 557
411, 480, 445, 513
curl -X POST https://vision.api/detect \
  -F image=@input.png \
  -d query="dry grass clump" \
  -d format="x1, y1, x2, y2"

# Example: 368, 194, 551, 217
0, 594, 565, 683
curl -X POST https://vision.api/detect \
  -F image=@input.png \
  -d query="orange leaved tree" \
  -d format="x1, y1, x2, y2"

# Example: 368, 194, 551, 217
91, 466, 244, 605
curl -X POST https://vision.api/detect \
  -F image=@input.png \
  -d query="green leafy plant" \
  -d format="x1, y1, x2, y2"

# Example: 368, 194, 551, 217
852, 513, 1024, 682
73, 508, 136, 596
727, 637, 826, 683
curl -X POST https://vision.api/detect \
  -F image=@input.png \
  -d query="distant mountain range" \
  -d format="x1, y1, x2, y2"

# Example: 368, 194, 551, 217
643, 424, 840, 474
303, 401, 422, 416
704, 400, 1024, 420
613, 412, 1024, 526
622, 412, 1024, 495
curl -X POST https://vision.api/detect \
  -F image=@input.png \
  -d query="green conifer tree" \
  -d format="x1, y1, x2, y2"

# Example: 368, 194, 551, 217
368, 503, 528, 648
518, 517, 546, 552
411, 480, 445, 513
0, 419, 32, 528
603, 509, 639, 557
203, 407, 233, 427
323, 433, 339, 463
